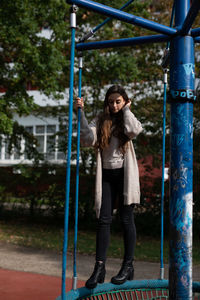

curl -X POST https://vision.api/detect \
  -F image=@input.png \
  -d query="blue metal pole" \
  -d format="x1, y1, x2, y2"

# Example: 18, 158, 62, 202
76, 34, 170, 51
67, 0, 177, 36
192, 28, 200, 37
160, 2, 175, 280
169, 0, 194, 298
179, 0, 200, 35
72, 54, 83, 291
194, 36, 200, 43
160, 69, 167, 280
62, 5, 77, 300
166, 0, 175, 50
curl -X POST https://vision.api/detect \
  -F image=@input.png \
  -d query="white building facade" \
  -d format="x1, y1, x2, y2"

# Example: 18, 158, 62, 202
0, 91, 68, 166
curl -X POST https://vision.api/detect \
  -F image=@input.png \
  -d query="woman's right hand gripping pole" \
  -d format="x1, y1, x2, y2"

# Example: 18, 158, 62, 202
75, 97, 84, 110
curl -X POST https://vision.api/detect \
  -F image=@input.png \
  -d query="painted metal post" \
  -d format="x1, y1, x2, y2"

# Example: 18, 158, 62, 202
72, 53, 83, 291
62, 5, 77, 300
169, 0, 195, 298
160, 69, 168, 280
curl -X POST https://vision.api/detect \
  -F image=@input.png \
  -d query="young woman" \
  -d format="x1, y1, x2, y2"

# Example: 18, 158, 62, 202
76, 85, 143, 289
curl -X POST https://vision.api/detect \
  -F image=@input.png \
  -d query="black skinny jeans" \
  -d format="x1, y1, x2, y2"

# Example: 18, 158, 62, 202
96, 168, 136, 263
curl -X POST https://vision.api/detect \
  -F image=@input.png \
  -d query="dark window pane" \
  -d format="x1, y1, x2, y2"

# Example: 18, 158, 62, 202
36, 125, 45, 134
35, 135, 44, 153
47, 125, 56, 134
25, 126, 33, 134
46, 135, 55, 160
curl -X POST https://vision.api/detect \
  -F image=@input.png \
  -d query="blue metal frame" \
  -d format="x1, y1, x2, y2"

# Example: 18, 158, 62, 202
67, 0, 177, 36
179, 0, 200, 35
192, 28, 200, 37
61, 0, 200, 299
76, 34, 170, 51
194, 36, 200, 43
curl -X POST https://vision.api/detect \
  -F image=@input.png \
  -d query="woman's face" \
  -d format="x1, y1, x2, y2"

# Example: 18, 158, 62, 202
108, 93, 126, 114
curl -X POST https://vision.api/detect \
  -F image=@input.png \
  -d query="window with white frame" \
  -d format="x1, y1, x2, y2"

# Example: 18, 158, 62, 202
34, 124, 57, 160
0, 124, 66, 162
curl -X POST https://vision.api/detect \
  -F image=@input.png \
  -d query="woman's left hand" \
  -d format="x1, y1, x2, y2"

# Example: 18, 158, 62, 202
124, 99, 131, 109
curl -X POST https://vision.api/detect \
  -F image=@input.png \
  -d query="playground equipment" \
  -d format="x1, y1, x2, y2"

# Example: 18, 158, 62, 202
56, 0, 200, 299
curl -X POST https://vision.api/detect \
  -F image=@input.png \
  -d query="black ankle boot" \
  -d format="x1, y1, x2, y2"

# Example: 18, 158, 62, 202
111, 260, 134, 285
85, 262, 106, 289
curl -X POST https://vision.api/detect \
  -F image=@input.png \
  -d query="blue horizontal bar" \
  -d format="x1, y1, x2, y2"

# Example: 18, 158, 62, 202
194, 36, 200, 43
76, 34, 170, 51
179, 0, 200, 35
192, 27, 200, 37
67, 0, 177, 36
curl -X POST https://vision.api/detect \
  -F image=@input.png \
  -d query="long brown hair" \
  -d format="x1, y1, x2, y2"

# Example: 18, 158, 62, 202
96, 85, 130, 154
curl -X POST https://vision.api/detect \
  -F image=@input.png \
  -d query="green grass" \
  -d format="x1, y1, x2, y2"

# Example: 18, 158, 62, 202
0, 220, 199, 264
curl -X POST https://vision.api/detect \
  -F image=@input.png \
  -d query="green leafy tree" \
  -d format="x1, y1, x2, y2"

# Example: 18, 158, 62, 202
0, 0, 70, 134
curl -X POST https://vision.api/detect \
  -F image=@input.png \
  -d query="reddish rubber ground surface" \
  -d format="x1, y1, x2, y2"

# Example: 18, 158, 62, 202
0, 268, 85, 300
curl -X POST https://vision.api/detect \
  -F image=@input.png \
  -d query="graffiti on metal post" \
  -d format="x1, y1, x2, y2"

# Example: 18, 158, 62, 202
183, 63, 195, 79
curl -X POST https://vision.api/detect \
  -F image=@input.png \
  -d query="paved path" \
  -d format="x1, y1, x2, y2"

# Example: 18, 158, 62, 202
0, 241, 200, 300
0, 241, 200, 282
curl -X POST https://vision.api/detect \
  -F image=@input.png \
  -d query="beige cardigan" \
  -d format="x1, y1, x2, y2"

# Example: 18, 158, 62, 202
80, 106, 143, 218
